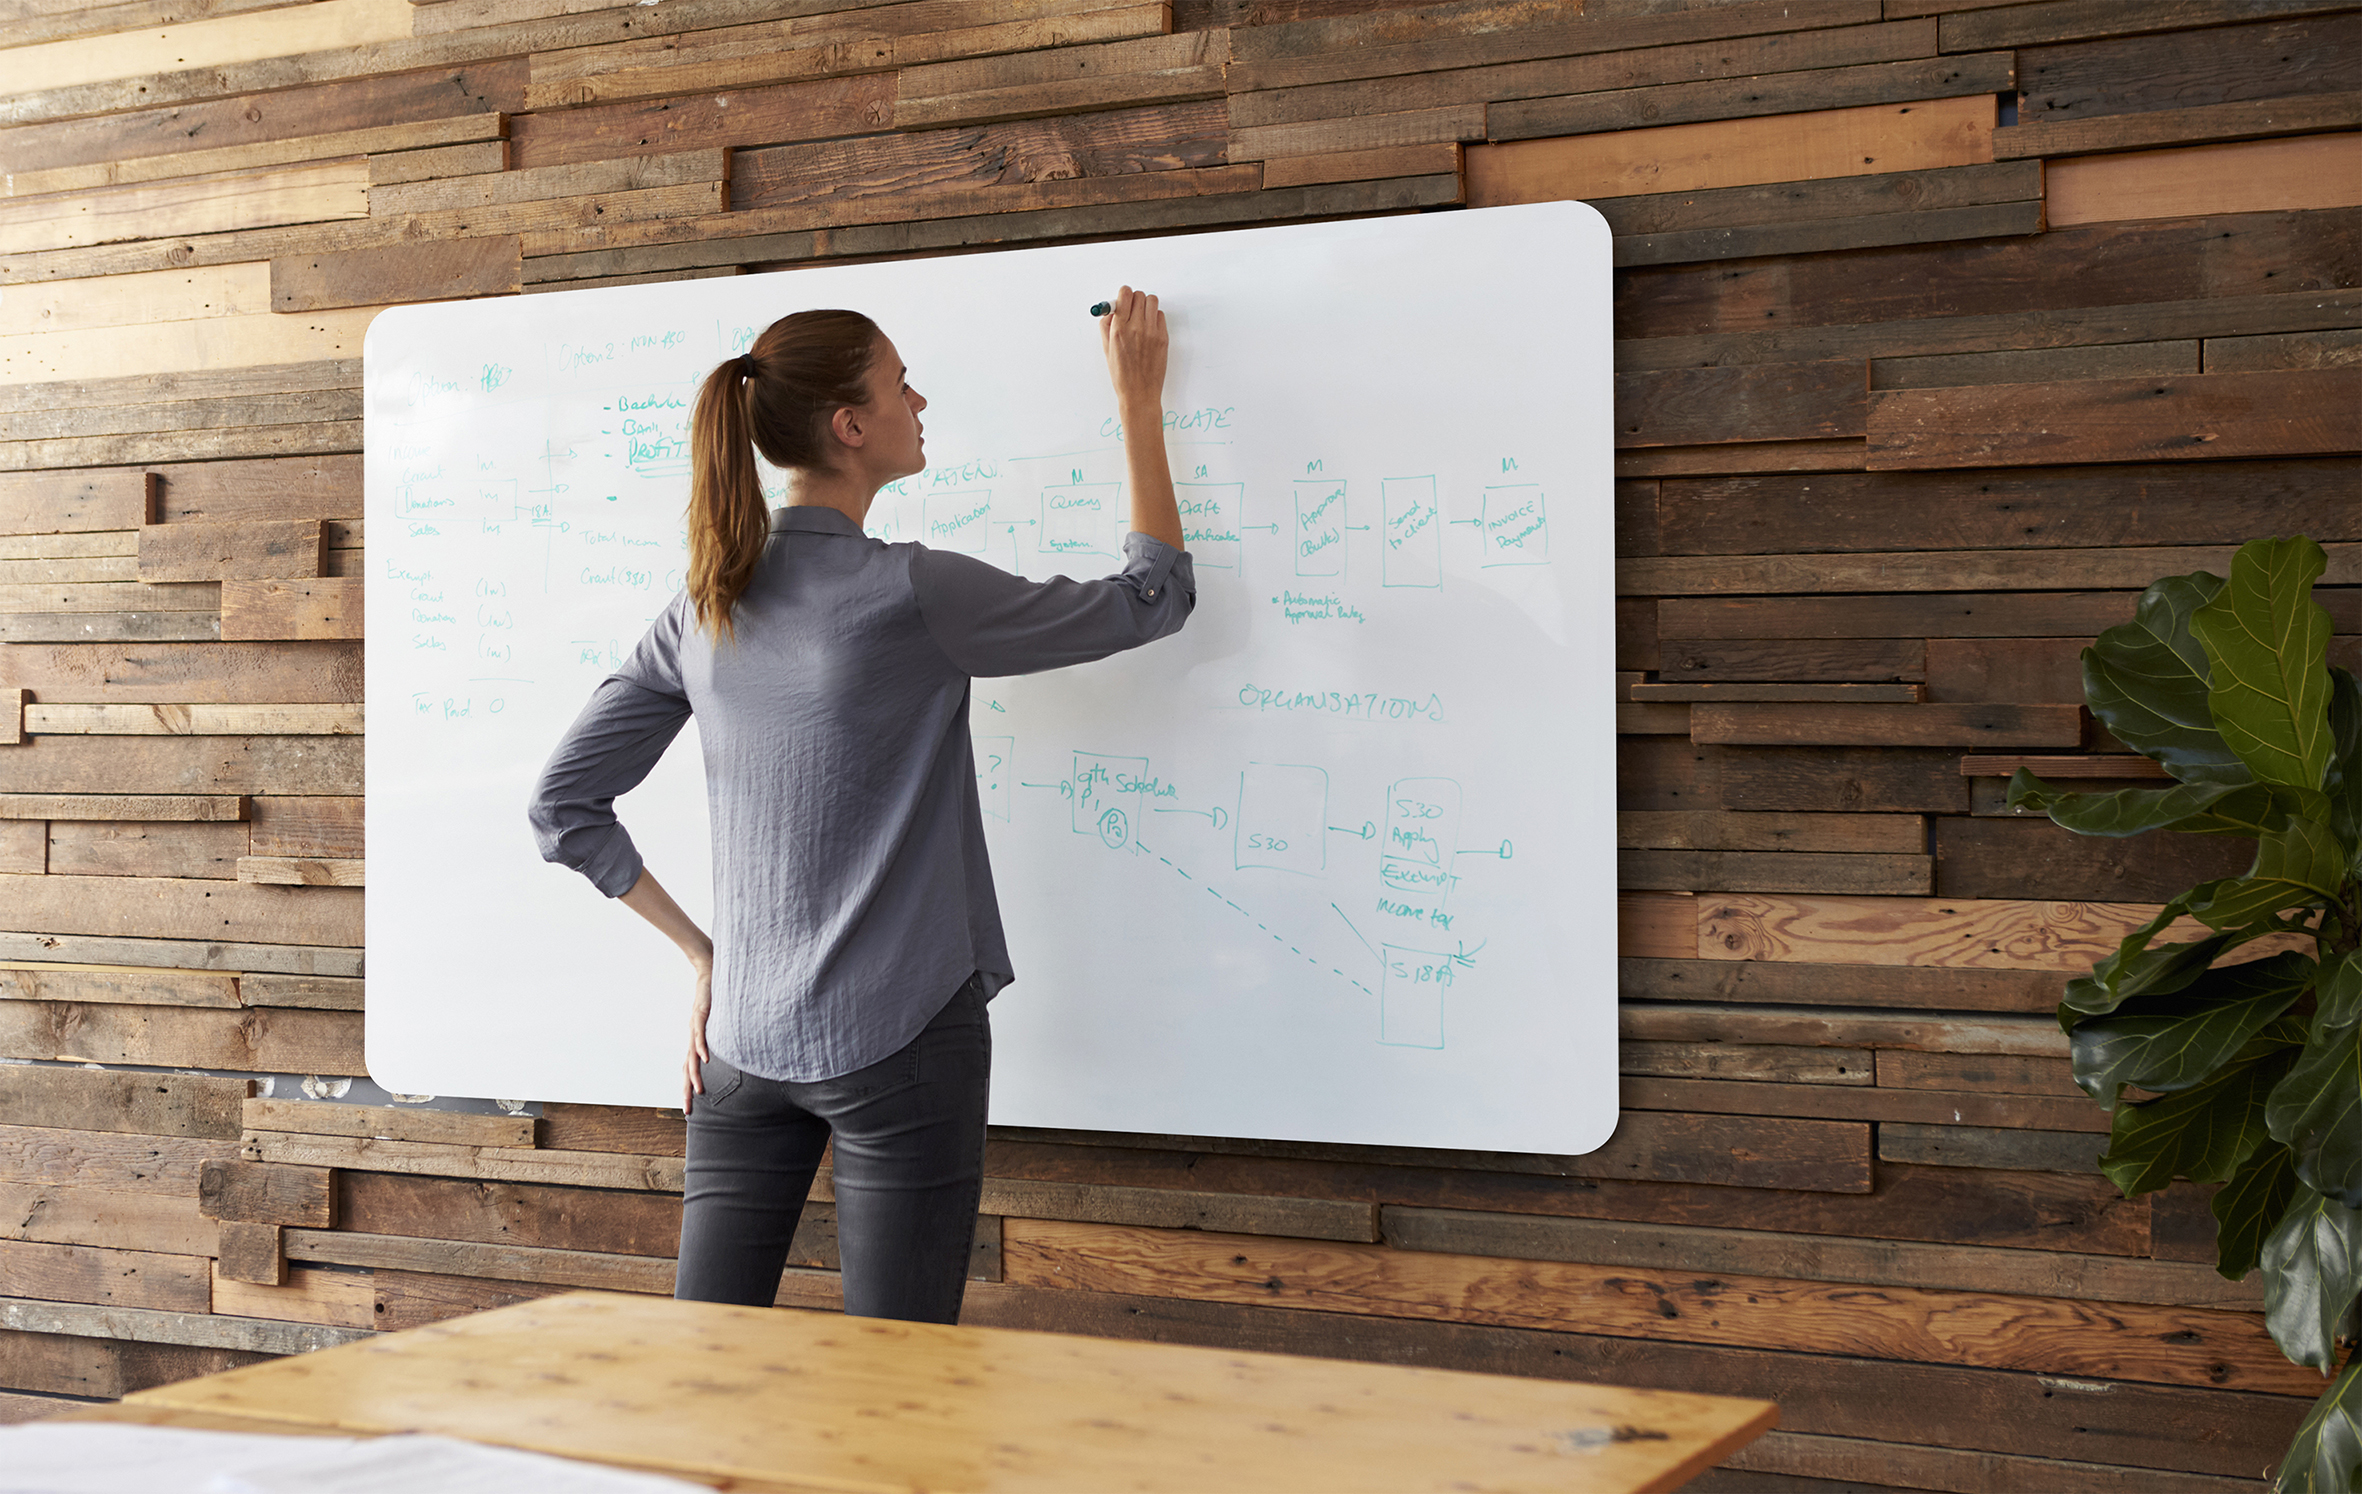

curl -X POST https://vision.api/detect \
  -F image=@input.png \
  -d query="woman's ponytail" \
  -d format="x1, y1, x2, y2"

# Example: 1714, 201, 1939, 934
683, 311, 880, 645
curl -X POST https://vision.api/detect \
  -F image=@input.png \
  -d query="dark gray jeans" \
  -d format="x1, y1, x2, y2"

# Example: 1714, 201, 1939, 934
674, 973, 990, 1323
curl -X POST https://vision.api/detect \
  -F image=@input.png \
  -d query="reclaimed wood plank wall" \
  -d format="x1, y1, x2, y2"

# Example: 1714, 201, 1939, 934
0, 0, 2355, 1486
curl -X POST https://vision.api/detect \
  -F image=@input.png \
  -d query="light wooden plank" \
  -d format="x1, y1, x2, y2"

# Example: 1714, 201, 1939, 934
0, 964, 242, 1007
245, 1132, 684, 1192
1231, 104, 1485, 163
0, 160, 369, 256
4, 116, 505, 198
0, 307, 384, 385
22, 704, 362, 735
0, 263, 272, 335
2047, 133, 2362, 227
244, 1098, 531, 1146
369, 139, 510, 186
1261, 142, 1461, 189
894, 30, 1228, 130
1467, 93, 1995, 203
0, 794, 249, 820
0, 0, 412, 95
220, 577, 362, 640
1699, 892, 2307, 971
0, 1293, 367, 1353
0, 871, 361, 946
237, 856, 364, 885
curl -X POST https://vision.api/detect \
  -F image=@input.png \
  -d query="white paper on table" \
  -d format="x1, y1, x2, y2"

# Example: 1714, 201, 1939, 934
0, 1424, 715, 1493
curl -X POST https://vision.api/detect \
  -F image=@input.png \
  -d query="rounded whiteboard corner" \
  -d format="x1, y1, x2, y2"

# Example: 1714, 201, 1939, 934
1559, 1106, 1625, 1159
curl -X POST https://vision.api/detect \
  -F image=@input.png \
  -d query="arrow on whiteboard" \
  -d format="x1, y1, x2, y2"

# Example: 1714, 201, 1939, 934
1154, 804, 1228, 828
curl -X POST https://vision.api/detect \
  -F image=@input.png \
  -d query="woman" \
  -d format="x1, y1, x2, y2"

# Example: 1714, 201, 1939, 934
527, 287, 1191, 1324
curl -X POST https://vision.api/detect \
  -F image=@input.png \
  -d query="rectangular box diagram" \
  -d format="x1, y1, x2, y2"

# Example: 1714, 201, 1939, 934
1293, 478, 1347, 577
1072, 751, 1146, 849
1380, 945, 1452, 1048
1381, 777, 1460, 900
925, 490, 994, 553
1234, 762, 1328, 875
1480, 484, 1548, 565
1176, 482, 1245, 569
974, 735, 1013, 821
1381, 476, 1441, 588
1040, 482, 1122, 558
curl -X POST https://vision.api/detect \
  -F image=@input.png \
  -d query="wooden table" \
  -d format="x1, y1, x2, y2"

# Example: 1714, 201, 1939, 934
57, 1290, 1774, 1493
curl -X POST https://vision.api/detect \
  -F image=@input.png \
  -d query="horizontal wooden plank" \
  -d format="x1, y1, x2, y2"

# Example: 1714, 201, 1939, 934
1591, 160, 2039, 237
1937, 814, 2255, 902
24, 704, 360, 736
244, 1099, 532, 1148
0, 160, 369, 256
1867, 368, 2362, 468
272, 236, 520, 312
0, 390, 358, 446
1469, 93, 1995, 204
199, 1158, 331, 1227
1620, 849, 1933, 895
1723, 1429, 2268, 1493
136, 520, 323, 584
0, 1294, 364, 1355
1941, 0, 2362, 54
1624, 1003, 2063, 1056
1617, 811, 1925, 854
1491, 57, 2013, 142
1960, 754, 2171, 779
1618, 198, 2041, 268
235, 856, 363, 886
238, 974, 362, 1010
4, 114, 504, 198
1620, 1040, 1871, 1084
0, 1001, 362, 1073
220, 577, 361, 640
1659, 639, 1926, 683
0, 639, 358, 703
1260, 142, 1460, 189
0, 1121, 241, 1195
244, 1132, 686, 1192
1691, 703, 2085, 748
1655, 459, 2359, 554
0, 1065, 243, 1138
0, 871, 360, 944
1881, 1121, 2103, 1175
998, 1219, 2318, 1393
1878, 1050, 2081, 1097
0, 794, 248, 820
0, 1181, 215, 1258
1379, 1207, 2255, 1309
0, 965, 240, 1008
506, 72, 897, 171
2208, 326, 2362, 372
1621, 957, 2065, 1012
964, 1283, 2314, 1479
1996, 90, 2362, 158
1657, 592, 2147, 640
1630, 684, 1925, 703
0, 470, 152, 535
42, 820, 243, 880
1614, 439, 1868, 478
1871, 339, 2201, 391
1616, 362, 1866, 448
1698, 892, 2260, 971
1718, 746, 1972, 814
1623, 1075, 2107, 1132
894, 31, 1228, 130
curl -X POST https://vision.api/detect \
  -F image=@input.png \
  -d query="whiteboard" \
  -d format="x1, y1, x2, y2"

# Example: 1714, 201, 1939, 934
363, 201, 1619, 1155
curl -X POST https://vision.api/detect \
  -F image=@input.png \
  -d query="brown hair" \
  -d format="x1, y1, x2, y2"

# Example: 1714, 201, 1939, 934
685, 309, 881, 644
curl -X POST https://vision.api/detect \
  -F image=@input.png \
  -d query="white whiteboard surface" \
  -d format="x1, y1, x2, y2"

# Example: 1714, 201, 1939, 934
364, 202, 1619, 1155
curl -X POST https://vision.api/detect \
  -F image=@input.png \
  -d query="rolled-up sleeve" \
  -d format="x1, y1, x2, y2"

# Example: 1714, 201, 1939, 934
912, 531, 1196, 677
529, 594, 694, 898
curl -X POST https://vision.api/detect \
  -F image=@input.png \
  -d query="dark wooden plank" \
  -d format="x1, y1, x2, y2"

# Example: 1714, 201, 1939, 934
1692, 702, 2085, 748
0, 1068, 243, 1140
1718, 746, 1971, 813
1618, 200, 2042, 268
153, 456, 361, 524
1621, 957, 2065, 1012
1659, 639, 1926, 683
1616, 362, 1867, 447
1880, 1121, 2101, 1174
271, 236, 521, 312
1616, 594, 1659, 671
1960, 754, 2171, 779
1871, 339, 2198, 390
136, 521, 324, 583
1379, 1206, 2251, 1309
336, 1171, 683, 1256
1998, 91, 2362, 158
507, 74, 896, 170
893, 32, 1228, 130
1618, 738, 1726, 812
1656, 459, 2358, 556
2018, 14, 2361, 123
1492, 54, 2015, 140
2207, 326, 2362, 371
1615, 207, 2362, 342
1658, 592, 2158, 639
1725, 1431, 2268, 1494
1944, 0, 2362, 55
0, 1329, 270, 1399
0, 62, 524, 176
1631, 684, 1924, 703
1936, 815, 2257, 901
961, 1283, 2302, 1478
1618, 811, 1926, 853
247, 796, 364, 859
369, 1267, 575, 1332
1878, 1050, 2081, 1097
1926, 638, 2093, 703
1867, 368, 2362, 469
0, 1001, 362, 1073
199, 1160, 332, 1227
1623, 1076, 2109, 1131
1592, 161, 2037, 238
1619, 849, 1933, 894
991, 1109, 1874, 1193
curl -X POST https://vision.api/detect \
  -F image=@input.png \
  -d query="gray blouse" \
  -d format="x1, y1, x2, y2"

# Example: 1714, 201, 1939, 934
528, 504, 1195, 1082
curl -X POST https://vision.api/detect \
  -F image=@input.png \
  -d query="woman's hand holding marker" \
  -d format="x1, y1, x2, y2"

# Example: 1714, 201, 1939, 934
1096, 286, 1184, 553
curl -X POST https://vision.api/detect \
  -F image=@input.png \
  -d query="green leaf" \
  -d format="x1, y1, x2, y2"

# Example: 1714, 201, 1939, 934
2273, 1346, 2362, 1493
2100, 1044, 2297, 1197
2071, 952, 2310, 1105
2317, 955, 2362, 1038
2191, 536, 2336, 791
2328, 667, 2362, 854
2218, 1141, 2302, 1281
2195, 818, 2350, 931
2082, 570, 2249, 785
2012, 769, 2331, 841
2266, 1189, 2362, 1371
2060, 884, 2241, 1026
2272, 1032, 2362, 1211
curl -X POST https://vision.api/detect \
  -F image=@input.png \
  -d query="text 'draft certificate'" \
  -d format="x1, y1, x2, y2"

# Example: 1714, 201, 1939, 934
364, 202, 1617, 1156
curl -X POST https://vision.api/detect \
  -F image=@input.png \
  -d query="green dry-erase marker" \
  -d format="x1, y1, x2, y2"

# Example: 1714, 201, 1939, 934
1090, 301, 1112, 317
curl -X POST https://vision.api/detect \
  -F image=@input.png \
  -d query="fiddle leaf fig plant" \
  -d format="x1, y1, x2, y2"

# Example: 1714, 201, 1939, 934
2007, 535, 2360, 1494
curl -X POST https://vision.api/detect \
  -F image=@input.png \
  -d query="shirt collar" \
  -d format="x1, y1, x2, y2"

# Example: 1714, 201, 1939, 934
769, 505, 866, 536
